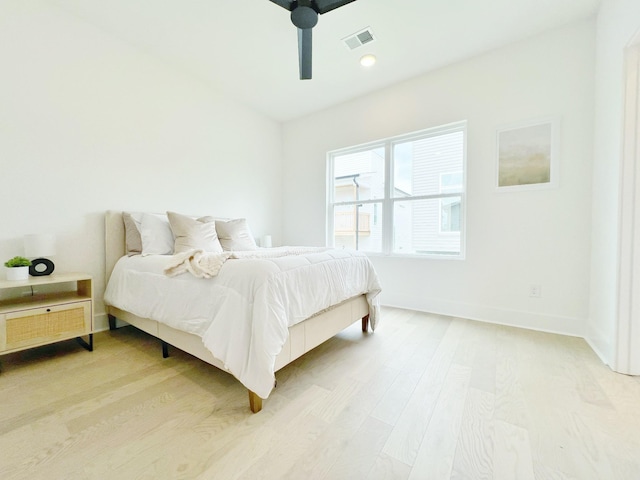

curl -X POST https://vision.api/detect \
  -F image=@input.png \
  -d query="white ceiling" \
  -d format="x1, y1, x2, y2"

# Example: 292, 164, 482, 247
51, 0, 601, 122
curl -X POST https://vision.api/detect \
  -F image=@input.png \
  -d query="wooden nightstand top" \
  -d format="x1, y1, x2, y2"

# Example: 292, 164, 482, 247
0, 272, 91, 290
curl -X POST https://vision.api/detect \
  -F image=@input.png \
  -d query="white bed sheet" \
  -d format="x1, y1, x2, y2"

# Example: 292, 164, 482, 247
104, 248, 381, 398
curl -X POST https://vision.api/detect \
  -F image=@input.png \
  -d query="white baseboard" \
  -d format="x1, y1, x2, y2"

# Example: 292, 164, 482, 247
380, 295, 585, 338
583, 335, 612, 368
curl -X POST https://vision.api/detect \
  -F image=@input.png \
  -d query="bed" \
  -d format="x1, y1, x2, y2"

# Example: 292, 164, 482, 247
103, 210, 381, 413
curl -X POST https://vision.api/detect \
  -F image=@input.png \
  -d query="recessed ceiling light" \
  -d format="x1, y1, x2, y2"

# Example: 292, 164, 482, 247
360, 54, 377, 67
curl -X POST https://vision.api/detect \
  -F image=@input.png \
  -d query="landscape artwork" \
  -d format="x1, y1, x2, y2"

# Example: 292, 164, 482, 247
497, 121, 554, 189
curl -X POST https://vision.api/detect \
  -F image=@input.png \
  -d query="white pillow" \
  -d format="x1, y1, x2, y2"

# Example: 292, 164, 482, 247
215, 218, 258, 251
140, 213, 175, 255
167, 211, 223, 254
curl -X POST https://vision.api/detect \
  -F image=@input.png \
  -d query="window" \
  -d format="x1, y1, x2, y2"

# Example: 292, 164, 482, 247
327, 121, 466, 257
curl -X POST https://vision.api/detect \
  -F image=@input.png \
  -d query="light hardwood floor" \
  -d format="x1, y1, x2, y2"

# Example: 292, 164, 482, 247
1, 307, 639, 479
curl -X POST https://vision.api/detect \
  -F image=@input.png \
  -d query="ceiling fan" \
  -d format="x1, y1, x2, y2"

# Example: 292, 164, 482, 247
268, 0, 358, 80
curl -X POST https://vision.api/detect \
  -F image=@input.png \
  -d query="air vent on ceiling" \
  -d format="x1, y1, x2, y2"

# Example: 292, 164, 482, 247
342, 27, 376, 51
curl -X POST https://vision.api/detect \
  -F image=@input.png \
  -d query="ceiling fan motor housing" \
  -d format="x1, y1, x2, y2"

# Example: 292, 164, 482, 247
291, 5, 318, 29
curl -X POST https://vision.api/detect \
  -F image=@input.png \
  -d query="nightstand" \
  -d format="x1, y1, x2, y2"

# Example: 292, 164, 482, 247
0, 273, 93, 356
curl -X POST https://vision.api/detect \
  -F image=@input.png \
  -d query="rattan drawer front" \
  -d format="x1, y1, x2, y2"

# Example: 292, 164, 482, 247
2, 301, 91, 351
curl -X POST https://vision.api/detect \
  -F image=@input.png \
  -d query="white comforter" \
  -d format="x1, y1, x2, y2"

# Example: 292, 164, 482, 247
104, 248, 381, 398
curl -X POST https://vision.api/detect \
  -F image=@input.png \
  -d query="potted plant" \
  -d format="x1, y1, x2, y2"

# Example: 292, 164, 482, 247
4, 256, 32, 281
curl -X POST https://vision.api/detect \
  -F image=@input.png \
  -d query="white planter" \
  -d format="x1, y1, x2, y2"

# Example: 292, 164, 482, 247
6, 266, 29, 281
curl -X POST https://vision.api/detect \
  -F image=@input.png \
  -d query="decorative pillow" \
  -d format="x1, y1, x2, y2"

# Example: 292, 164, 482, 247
215, 218, 258, 251
167, 211, 223, 254
140, 213, 175, 255
123, 211, 143, 256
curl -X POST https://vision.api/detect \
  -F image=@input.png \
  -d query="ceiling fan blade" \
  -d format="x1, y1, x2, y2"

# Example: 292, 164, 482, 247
268, 0, 295, 11
298, 28, 312, 80
313, 0, 357, 15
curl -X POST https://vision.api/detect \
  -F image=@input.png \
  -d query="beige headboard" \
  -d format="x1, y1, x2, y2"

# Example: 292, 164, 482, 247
105, 210, 126, 284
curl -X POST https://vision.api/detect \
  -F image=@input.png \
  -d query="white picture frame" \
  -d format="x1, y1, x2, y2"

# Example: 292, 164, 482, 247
496, 117, 559, 191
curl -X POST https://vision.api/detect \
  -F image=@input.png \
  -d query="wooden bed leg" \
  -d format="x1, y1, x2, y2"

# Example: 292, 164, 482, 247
108, 314, 117, 331
162, 341, 169, 358
362, 314, 370, 332
248, 390, 263, 413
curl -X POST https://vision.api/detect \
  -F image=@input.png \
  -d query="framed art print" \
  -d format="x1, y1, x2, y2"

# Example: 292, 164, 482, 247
496, 118, 559, 191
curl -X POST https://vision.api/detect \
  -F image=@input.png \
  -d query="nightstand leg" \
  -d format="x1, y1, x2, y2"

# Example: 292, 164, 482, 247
76, 334, 93, 352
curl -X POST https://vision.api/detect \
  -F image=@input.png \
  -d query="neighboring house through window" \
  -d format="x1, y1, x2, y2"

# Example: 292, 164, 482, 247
440, 171, 463, 233
327, 121, 466, 257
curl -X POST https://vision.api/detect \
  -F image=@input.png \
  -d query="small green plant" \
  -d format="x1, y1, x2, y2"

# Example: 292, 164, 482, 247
4, 256, 32, 268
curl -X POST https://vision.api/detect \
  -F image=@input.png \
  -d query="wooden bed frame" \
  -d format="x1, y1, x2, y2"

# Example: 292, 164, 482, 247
104, 211, 371, 413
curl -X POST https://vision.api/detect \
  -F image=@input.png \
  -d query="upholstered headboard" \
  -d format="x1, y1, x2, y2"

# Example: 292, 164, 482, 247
105, 210, 126, 285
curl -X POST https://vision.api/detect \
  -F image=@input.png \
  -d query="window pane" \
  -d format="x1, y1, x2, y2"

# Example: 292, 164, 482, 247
333, 148, 385, 202
394, 198, 461, 255
333, 202, 382, 252
393, 132, 464, 198
440, 197, 461, 232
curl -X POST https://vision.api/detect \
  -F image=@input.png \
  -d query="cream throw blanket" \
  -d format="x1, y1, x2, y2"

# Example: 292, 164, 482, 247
164, 246, 330, 278
164, 250, 232, 278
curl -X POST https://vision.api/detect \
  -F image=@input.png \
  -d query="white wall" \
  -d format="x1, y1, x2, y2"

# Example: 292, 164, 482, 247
589, 0, 640, 365
0, 2, 283, 330
282, 21, 596, 336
